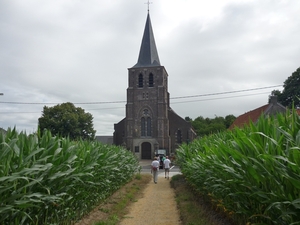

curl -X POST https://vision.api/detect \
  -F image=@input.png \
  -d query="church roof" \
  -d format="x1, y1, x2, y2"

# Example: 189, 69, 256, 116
132, 12, 161, 68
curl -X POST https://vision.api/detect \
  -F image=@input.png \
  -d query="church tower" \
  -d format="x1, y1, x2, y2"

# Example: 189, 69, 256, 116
114, 11, 196, 159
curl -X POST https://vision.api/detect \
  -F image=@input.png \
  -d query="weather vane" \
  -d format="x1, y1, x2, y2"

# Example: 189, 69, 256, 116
145, 0, 152, 12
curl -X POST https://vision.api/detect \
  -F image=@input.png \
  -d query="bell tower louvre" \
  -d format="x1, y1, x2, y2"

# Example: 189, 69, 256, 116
113, 11, 196, 159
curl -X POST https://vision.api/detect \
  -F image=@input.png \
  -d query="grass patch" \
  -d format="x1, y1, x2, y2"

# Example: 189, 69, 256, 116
170, 174, 235, 225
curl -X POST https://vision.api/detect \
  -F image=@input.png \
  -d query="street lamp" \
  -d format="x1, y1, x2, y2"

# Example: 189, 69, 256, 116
0, 93, 3, 95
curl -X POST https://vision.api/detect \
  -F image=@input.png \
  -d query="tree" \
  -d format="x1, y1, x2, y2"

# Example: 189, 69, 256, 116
274, 67, 300, 108
189, 114, 236, 137
38, 102, 96, 140
224, 114, 236, 128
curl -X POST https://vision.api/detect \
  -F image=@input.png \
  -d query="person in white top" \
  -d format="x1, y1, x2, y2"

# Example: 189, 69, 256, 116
151, 157, 160, 184
163, 156, 171, 179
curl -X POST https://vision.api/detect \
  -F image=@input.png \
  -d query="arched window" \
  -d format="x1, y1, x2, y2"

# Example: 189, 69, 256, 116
138, 74, 143, 88
176, 130, 182, 144
141, 109, 152, 137
147, 117, 152, 136
149, 73, 154, 87
141, 117, 146, 136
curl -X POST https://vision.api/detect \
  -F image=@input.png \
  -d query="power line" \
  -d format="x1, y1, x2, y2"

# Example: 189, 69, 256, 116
171, 91, 270, 104
0, 85, 281, 105
0, 91, 273, 114
171, 85, 282, 99
0, 111, 41, 114
0, 100, 125, 105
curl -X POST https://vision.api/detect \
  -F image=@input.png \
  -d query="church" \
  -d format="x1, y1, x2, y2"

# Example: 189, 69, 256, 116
113, 11, 196, 159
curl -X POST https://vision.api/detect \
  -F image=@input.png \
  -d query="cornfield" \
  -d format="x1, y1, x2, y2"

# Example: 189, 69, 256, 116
0, 128, 139, 225
177, 109, 300, 225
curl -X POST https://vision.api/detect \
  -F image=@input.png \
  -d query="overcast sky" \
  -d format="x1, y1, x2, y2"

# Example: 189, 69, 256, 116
1, 0, 299, 135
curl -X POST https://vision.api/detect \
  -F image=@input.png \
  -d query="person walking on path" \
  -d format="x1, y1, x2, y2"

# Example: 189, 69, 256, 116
151, 157, 160, 184
163, 156, 171, 179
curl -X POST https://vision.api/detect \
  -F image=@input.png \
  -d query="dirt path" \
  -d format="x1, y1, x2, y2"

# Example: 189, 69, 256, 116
75, 160, 182, 225
119, 175, 182, 225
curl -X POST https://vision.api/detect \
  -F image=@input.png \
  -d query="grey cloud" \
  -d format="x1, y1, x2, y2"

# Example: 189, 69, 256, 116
1, 0, 299, 135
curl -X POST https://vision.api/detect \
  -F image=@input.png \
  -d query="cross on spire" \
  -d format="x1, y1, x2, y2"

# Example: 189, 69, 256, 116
145, 0, 152, 12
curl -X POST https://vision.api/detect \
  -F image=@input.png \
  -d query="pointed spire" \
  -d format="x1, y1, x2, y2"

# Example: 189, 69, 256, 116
133, 12, 161, 68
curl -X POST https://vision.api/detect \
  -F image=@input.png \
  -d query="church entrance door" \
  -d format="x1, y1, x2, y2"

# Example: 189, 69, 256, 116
141, 142, 151, 159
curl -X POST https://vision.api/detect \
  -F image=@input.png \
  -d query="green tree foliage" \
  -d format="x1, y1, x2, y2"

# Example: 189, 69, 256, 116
225, 114, 236, 128
189, 114, 236, 137
38, 102, 96, 140
273, 67, 300, 108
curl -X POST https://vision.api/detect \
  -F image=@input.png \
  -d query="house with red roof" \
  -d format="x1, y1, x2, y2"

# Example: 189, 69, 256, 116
229, 96, 287, 130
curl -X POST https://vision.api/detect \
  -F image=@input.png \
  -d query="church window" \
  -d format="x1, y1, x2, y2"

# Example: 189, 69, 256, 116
143, 92, 149, 99
138, 74, 143, 88
149, 73, 154, 87
186, 131, 190, 144
176, 130, 182, 144
147, 117, 152, 136
141, 109, 152, 137
141, 117, 146, 136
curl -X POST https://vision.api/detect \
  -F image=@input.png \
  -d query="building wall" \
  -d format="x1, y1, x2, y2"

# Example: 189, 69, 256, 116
168, 110, 196, 153
124, 66, 171, 158
113, 118, 125, 147
95, 136, 114, 145
114, 65, 197, 158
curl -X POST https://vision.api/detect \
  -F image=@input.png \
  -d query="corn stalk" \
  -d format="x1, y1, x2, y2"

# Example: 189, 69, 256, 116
0, 128, 139, 225
177, 109, 300, 225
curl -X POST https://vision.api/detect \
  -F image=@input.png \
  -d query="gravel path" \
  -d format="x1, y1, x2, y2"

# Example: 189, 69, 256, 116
119, 174, 182, 225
